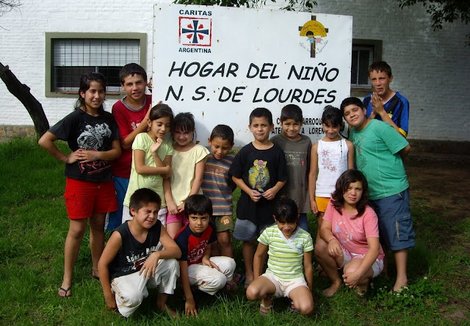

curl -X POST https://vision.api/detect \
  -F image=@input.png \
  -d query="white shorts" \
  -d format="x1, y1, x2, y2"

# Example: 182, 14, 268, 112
341, 248, 384, 278
261, 270, 308, 298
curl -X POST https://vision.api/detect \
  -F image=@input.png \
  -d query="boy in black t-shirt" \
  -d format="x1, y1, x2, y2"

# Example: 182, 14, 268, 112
229, 107, 287, 287
98, 188, 181, 317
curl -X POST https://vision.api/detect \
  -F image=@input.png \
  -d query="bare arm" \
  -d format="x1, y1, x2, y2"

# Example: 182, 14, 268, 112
38, 131, 77, 164
343, 237, 380, 288
179, 260, 198, 316
346, 140, 355, 169
308, 142, 319, 214
158, 226, 182, 259
163, 177, 178, 215
189, 158, 206, 196
134, 149, 171, 176
320, 218, 342, 258
98, 231, 122, 310
303, 251, 314, 291
139, 226, 181, 279
253, 243, 268, 279
400, 144, 411, 158
121, 109, 150, 150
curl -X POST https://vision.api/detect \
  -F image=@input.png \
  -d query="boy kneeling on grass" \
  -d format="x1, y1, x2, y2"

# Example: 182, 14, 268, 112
246, 197, 314, 315
98, 188, 181, 318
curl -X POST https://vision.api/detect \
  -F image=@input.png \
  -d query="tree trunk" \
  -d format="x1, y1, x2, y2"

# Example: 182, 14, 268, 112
0, 62, 49, 137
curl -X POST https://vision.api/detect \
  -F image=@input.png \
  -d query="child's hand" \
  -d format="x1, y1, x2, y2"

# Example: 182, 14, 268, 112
167, 201, 178, 215
176, 203, 185, 213
310, 199, 319, 215
202, 257, 221, 272
104, 292, 117, 311
66, 150, 82, 164
327, 238, 342, 257
343, 270, 361, 288
262, 187, 277, 200
371, 92, 385, 115
185, 297, 198, 316
139, 252, 160, 279
249, 189, 262, 202
150, 138, 163, 153
77, 149, 98, 162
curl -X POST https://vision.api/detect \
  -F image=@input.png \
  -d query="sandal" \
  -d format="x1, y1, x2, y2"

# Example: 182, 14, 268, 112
58, 287, 72, 298
259, 302, 273, 315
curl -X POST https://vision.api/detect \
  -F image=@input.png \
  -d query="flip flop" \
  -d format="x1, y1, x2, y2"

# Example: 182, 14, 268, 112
58, 287, 72, 298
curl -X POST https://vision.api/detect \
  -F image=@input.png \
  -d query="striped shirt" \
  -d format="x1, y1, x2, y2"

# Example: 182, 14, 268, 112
258, 224, 314, 281
201, 154, 234, 216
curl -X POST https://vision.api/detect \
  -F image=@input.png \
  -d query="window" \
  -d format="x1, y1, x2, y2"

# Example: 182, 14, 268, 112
350, 39, 382, 91
46, 33, 147, 97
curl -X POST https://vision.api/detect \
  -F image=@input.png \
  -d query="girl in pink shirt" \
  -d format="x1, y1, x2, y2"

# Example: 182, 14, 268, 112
315, 169, 384, 297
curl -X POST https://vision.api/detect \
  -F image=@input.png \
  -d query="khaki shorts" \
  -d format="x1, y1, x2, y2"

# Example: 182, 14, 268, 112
213, 215, 234, 233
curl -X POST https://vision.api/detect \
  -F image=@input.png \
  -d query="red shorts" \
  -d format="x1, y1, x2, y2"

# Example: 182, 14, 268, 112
64, 177, 117, 220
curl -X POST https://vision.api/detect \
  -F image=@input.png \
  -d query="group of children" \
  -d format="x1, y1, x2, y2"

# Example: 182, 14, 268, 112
38, 60, 415, 318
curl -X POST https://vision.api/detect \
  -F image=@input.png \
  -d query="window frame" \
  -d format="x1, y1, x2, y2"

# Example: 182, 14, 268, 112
350, 39, 382, 97
45, 32, 147, 98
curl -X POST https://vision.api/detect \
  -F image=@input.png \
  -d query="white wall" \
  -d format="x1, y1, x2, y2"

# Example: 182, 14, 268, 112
1, 0, 469, 141
0, 0, 159, 125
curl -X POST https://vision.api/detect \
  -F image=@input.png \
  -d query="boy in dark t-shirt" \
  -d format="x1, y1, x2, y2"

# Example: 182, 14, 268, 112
229, 107, 287, 287
98, 188, 181, 318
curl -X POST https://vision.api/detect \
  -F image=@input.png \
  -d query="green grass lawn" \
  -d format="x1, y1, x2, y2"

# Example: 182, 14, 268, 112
0, 138, 468, 325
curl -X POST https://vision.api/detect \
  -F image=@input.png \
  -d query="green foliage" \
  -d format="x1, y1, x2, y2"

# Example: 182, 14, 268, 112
374, 277, 445, 311
173, 0, 317, 12
398, 0, 470, 29
0, 139, 469, 324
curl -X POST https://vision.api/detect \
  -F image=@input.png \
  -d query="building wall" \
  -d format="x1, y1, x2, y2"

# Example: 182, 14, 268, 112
1, 0, 469, 141
0, 0, 159, 127
315, 0, 470, 141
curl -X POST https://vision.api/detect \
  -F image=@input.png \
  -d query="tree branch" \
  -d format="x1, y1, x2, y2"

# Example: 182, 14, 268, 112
0, 62, 50, 137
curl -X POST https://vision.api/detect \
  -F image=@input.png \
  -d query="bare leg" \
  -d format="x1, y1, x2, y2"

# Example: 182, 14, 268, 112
156, 293, 176, 317
61, 219, 87, 293
89, 213, 106, 277
393, 249, 409, 292
343, 258, 373, 296
289, 286, 314, 315
217, 231, 233, 258
242, 241, 257, 286
315, 237, 343, 297
246, 276, 275, 314
166, 222, 182, 239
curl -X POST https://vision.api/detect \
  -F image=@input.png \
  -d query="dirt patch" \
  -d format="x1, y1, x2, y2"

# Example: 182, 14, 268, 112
407, 152, 470, 221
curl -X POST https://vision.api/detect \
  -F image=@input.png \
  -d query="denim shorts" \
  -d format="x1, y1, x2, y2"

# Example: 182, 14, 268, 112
371, 189, 416, 251
233, 219, 271, 242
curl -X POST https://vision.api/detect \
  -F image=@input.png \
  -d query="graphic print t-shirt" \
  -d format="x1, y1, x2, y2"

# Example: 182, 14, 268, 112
108, 221, 162, 279
49, 109, 119, 182
174, 223, 217, 265
229, 143, 287, 226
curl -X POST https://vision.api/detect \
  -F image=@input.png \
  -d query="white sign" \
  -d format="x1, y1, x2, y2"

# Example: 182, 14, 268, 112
153, 4, 352, 145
